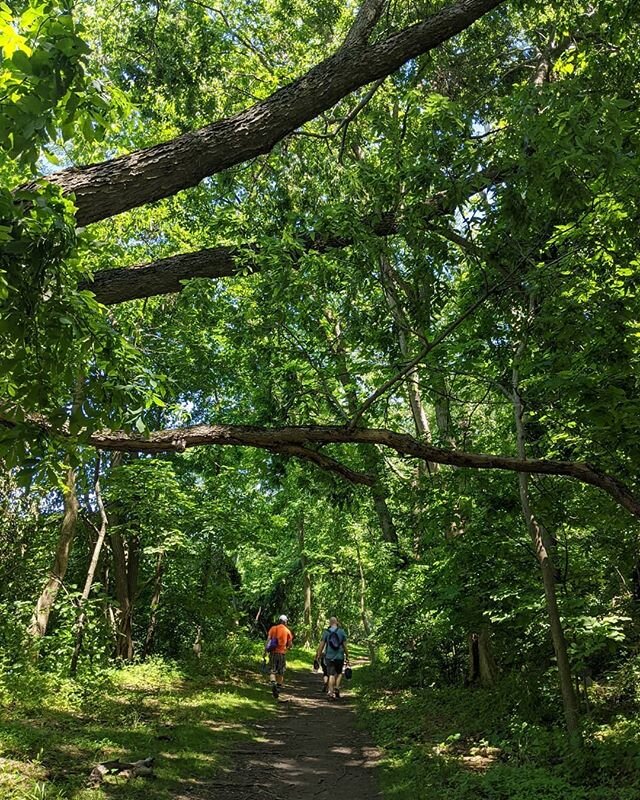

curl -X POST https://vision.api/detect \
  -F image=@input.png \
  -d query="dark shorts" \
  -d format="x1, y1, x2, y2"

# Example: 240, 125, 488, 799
326, 658, 344, 677
269, 652, 286, 675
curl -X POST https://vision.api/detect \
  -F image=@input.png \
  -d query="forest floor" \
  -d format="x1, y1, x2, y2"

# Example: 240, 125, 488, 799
0, 651, 380, 800
4, 650, 640, 800
356, 667, 640, 800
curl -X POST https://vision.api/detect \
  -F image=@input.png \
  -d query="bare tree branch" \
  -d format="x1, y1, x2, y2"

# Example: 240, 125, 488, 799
81, 424, 640, 521
2, 411, 639, 520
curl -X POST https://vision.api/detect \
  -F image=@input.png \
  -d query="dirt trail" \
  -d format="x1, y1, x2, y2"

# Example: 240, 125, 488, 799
210, 666, 381, 799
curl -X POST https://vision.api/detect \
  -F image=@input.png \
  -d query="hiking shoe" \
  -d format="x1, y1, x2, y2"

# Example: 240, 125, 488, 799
271, 683, 279, 699
335, 688, 341, 699
320, 683, 328, 693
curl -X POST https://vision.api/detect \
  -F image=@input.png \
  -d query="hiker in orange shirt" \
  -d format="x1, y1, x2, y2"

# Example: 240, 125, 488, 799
265, 614, 293, 698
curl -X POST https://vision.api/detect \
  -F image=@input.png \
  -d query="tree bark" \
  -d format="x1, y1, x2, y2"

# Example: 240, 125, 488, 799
29, 467, 79, 638
477, 625, 499, 686
42, 0, 505, 226
468, 628, 498, 686
84, 213, 402, 304
79, 424, 640, 521
108, 454, 140, 661
70, 454, 109, 675
6, 410, 640, 521
512, 361, 582, 747
83, 170, 507, 306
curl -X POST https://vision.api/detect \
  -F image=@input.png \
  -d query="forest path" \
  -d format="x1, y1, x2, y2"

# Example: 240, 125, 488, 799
202, 665, 382, 800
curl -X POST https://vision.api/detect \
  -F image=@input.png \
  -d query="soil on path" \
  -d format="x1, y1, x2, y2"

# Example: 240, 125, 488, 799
208, 667, 381, 800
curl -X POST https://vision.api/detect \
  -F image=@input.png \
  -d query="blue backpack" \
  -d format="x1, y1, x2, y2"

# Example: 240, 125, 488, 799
327, 628, 343, 651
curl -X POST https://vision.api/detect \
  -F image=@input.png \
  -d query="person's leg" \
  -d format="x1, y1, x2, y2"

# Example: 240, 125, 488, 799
269, 654, 278, 697
320, 660, 328, 692
275, 654, 286, 692
334, 660, 344, 697
327, 660, 337, 697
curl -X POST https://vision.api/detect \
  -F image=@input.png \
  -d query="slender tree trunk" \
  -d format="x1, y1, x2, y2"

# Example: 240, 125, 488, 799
330, 317, 400, 548
380, 255, 434, 456
297, 517, 313, 646
110, 528, 134, 660
107, 452, 140, 662
70, 455, 109, 676
355, 535, 376, 663
512, 360, 582, 747
143, 551, 164, 658
193, 531, 215, 656
29, 468, 79, 639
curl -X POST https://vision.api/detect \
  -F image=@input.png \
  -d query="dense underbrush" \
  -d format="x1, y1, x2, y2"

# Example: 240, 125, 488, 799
356, 659, 640, 800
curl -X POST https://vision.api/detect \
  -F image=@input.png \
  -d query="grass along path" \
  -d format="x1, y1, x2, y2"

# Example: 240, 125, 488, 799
355, 668, 640, 800
0, 650, 380, 800
0, 656, 281, 800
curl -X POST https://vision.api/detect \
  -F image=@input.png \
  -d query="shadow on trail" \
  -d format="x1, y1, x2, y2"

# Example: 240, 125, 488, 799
207, 667, 381, 800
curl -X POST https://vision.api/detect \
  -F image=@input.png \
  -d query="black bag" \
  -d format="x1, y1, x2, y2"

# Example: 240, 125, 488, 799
344, 665, 353, 680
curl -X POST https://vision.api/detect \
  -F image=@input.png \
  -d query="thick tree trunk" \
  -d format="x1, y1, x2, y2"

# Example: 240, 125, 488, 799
70, 455, 109, 676
29, 468, 79, 638
297, 518, 313, 646
468, 627, 498, 686
512, 362, 582, 747
43, 0, 505, 226
143, 551, 165, 658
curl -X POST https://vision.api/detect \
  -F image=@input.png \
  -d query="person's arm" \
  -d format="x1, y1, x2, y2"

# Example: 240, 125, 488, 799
264, 628, 272, 655
286, 630, 293, 650
316, 637, 326, 660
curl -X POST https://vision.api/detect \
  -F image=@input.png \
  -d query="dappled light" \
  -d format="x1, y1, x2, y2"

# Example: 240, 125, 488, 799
2, 0, 640, 798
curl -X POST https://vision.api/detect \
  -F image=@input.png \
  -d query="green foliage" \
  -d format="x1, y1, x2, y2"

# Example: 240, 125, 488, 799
0, 657, 277, 799
357, 665, 640, 800
0, 0, 111, 166
2, 1, 640, 798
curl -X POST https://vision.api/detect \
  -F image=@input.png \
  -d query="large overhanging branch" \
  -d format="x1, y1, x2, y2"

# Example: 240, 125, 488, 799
82, 212, 402, 304
42, 0, 506, 226
84, 164, 509, 305
84, 424, 640, 520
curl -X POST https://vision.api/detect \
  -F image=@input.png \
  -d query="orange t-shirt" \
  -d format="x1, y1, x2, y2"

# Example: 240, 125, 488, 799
267, 623, 293, 654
